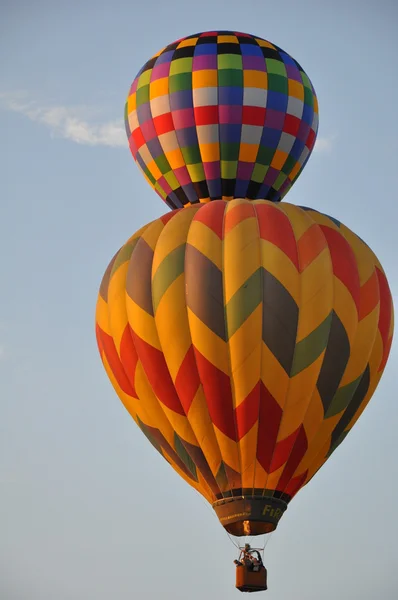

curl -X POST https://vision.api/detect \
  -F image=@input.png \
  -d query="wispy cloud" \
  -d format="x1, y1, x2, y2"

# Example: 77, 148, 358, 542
314, 134, 336, 153
0, 92, 126, 148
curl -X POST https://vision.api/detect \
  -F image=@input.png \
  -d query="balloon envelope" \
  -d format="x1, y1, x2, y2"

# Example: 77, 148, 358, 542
125, 31, 318, 209
96, 200, 393, 535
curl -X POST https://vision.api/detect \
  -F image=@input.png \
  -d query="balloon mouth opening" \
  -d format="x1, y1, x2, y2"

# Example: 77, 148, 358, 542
212, 495, 289, 537
226, 519, 277, 536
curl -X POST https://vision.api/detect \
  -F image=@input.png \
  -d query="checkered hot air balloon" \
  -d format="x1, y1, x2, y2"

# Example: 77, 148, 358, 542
96, 200, 393, 537
125, 31, 318, 209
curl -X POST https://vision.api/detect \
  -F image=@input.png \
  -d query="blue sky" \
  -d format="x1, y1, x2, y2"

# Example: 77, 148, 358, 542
1, 1, 398, 598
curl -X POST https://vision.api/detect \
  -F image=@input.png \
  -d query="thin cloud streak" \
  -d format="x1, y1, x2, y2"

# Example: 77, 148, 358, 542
314, 134, 336, 153
0, 92, 126, 148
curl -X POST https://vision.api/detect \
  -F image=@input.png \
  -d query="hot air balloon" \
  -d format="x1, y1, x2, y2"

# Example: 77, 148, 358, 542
125, 31, 318, 209
95, 199, 393, 590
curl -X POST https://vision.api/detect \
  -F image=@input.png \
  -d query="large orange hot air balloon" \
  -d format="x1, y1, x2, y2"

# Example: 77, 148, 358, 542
96, 200, 393, 544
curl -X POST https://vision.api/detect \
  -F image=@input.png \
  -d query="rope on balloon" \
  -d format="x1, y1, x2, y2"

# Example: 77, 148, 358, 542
194, 489, 243, 553
195, 489, 219, 523
226, 530, 241, 551
237, 530, 274, 560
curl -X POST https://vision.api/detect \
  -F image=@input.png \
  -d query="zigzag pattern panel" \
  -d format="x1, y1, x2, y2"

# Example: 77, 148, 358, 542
96, 200, 393, 509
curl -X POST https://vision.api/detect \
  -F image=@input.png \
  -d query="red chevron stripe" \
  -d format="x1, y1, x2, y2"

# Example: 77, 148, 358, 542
269, 427, 301, 473
192, 200, 225, 239
358, 270, 380, 321
277, 425, 308, 489
376, 267, 393, 372
96, 324, 135, 397
131, 331, 185, 415
297, 223, 327, 271
254, 203, 299, 268
282, 471, 307, 498
194, 349, 237, 441
320, 225, 360, 312
224, 202, 255, 234
235, 382, 260, 440
380, 335, 393, 374
119, 325, 139, 397
256, 383, 282, 472
160, 210, 180, 225
175, 345, 201, 413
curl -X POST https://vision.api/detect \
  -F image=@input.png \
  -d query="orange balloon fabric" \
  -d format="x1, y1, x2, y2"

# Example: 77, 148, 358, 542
96, 200, 393, 534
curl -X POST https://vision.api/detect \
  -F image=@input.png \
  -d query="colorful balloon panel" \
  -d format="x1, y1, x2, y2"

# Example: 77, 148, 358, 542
96, 200, 393, 534
125, 31, 318, 209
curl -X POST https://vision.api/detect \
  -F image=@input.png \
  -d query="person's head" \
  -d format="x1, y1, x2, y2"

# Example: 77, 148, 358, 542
244, 544, 250, 551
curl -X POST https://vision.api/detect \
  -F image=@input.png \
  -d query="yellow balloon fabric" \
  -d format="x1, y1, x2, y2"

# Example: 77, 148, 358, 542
96, 200, 393, 535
